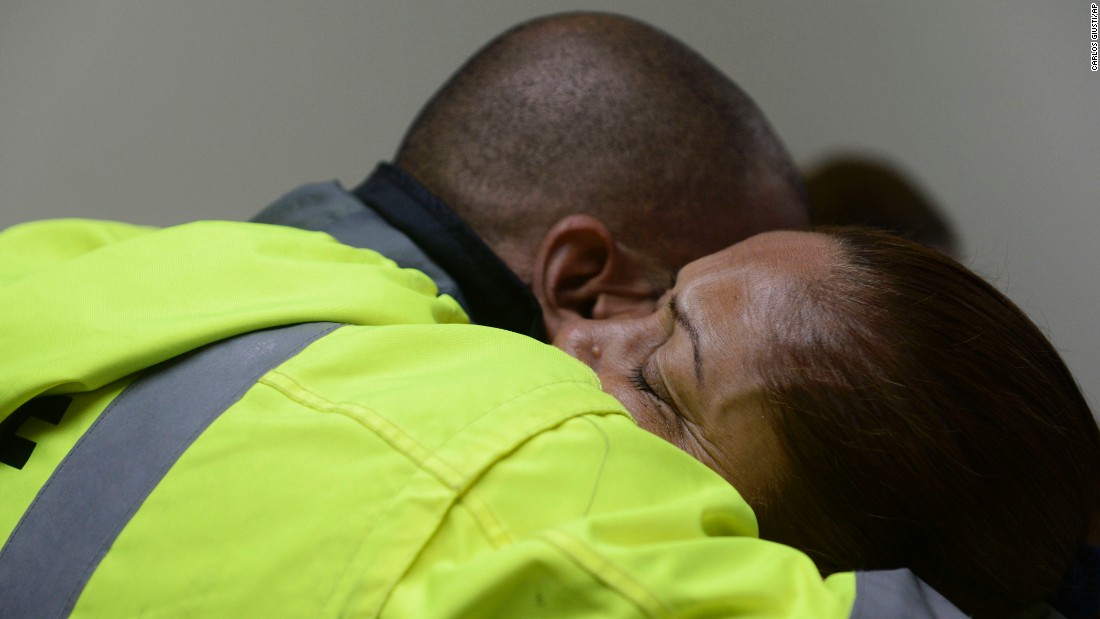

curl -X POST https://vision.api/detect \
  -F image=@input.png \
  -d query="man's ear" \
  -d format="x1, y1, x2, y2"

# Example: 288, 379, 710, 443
531, 214, 664, 340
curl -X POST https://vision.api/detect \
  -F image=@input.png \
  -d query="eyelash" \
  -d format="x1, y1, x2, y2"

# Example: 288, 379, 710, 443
630, 298, 677, 403
630, 362, 685, 436
629, 364, 659, 398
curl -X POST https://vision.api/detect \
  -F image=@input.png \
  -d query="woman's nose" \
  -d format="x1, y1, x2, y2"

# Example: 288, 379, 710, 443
552, 318, 602, 371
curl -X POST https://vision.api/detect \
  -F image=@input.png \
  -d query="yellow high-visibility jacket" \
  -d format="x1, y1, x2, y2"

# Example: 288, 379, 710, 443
0, 219, 956, 618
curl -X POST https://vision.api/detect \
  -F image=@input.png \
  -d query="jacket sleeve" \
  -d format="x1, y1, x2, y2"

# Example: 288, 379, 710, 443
381, 412, 857, 619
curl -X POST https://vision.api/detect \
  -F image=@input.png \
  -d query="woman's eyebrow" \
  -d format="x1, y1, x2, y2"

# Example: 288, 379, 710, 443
669, 294, 703, 384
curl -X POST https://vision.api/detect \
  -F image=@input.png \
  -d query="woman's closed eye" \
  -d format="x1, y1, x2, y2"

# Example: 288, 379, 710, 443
630, 360, 677, 409
628, 358, 687, 447
629, 363, 659, 398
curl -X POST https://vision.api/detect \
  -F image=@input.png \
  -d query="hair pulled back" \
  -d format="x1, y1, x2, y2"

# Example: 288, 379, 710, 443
758, 229, 1100, 618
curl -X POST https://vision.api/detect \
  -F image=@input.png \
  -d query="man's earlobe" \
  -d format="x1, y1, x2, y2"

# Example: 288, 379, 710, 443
532, 215, 664, 340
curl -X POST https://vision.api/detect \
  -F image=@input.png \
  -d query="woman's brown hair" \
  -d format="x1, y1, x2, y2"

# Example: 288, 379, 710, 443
756, 228, 1100, 617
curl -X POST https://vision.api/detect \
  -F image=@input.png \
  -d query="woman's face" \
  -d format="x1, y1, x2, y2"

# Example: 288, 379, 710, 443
554, 230, 837, 502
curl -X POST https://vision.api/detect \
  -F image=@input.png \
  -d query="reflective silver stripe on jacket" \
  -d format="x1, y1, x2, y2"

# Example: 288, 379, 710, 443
251, 181, 469, 309
0, 322, 342, 618
853, 569, 1067, 618
852, 569, 967, 618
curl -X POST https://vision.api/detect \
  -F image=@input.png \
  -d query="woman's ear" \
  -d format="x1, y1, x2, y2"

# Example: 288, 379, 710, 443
531, 215, 665, 340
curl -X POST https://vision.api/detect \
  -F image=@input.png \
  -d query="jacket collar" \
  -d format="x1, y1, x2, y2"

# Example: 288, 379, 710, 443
352, 164, 545, 341
253, 163, 545, 341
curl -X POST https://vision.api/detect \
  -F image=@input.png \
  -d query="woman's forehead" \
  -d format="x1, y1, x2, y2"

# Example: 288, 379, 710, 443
680, 231, 837, 296
676, 231, 839, 383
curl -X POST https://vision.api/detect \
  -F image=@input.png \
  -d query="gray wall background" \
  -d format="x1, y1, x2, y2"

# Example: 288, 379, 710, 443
3, 2, 1098, 408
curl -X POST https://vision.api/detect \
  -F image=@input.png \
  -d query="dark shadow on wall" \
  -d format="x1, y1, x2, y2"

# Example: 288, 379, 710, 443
804, 155, 960, 260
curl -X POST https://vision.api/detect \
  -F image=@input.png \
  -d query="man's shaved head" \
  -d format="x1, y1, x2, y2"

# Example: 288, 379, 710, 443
397, 12, 806, 281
